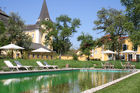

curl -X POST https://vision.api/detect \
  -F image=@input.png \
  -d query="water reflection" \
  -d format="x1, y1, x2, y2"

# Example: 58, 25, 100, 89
0, 70, 130, 93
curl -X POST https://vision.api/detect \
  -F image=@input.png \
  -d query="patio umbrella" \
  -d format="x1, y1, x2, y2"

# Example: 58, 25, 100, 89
103, 50, 116, 54
121, 50, 136, 53
32, 48, 51, 59
0, 44, 24, 58
121, 50, 136, 61
103, 50, 116, 61
32, 48, 51, 53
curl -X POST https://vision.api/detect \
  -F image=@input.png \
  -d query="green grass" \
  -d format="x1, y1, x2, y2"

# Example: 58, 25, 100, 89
0, 59, 140, 71
95, 73, 140, 93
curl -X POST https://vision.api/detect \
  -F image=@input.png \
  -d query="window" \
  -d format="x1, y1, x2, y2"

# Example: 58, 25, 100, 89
37, 54, 39, 58
16, 53, 19, 58
51, 55, 53, 59
46, 55, 48, 59
45, 35, 48, 39
28, 53, 30, 58
42, 55, 44, 59
32, 34, 34, 39
121, 54, 125, 60
123, 44, 127, 51
95, 50, 97, 54
33, 54, 35, 58
133, 45, 138, 51
45, 18, 49, 21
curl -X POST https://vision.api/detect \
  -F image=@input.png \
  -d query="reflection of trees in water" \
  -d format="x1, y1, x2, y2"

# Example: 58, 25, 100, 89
0, 71, 79, 93
78, 71, 130, 92
0, 71, 130, 93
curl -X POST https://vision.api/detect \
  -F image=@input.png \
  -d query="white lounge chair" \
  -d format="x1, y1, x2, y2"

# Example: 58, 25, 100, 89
14, 61, 32, 70
44, 61, 58, 69
36, 61, 49, 69
4, 60, 20, 71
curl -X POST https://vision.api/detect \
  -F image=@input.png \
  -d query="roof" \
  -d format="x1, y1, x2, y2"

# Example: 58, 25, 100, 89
100, 34, 128, 42
36, 0, 51, 24
0, 9, 9, 17
0, 9, 9, 25
24, 0, 51, 31
29, 43, 52, 51
24, 24, 39, 31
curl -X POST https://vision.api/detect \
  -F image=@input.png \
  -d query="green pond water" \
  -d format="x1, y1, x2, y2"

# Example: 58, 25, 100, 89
0, 70, 130, 93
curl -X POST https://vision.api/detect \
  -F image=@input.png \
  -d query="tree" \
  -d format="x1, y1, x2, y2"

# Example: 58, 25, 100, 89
77, 33, 95, 60
7, 12, 32, 49
93, 8, 133, 59
0, 21, 9, 46
121, 0, 140, 47
42, 15, 81, 54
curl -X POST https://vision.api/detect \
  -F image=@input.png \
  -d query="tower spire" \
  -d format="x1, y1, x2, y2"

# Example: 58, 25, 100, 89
36, 0, 50, 24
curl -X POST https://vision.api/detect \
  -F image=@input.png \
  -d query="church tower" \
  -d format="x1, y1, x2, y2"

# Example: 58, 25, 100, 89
37, 0, 51, 24
24, 0, 52, 50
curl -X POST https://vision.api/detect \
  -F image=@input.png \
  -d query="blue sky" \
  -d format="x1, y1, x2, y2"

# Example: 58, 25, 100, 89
0, 0, 125, 49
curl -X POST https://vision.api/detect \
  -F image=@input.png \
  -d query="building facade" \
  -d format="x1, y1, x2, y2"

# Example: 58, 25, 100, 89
24, 0, 53, 50
91, 37, 140, 62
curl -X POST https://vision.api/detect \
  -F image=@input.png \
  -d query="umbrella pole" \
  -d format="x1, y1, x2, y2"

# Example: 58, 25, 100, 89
12, 50, 14, 59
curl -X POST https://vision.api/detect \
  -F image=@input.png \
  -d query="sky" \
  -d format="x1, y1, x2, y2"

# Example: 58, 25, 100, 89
0, 0, 125, 49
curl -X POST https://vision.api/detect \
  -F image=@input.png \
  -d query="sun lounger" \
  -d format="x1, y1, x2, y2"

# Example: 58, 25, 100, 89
101, 62, 114, 69
14, 61, 33, 70
121, 62, 126, 69
4, 60, 21, 71
101, 62, 106, 69
36, 61, 50, 69
3, 79, 20, 85
121, 62, 135, 69
44, 61, 58, 69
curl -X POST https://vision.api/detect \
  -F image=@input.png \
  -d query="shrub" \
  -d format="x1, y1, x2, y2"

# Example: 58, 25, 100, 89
72, 54, 78, 60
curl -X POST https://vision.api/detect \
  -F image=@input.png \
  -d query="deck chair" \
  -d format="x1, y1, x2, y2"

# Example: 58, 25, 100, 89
101, 62, 106, 69
44, 61, 58, 69
14, 61, 32, 70
4, 60, 20, 71
36, 61, 49, 69
121, 62, 126, 69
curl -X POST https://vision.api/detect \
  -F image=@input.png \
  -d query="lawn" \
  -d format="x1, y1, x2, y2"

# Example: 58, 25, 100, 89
95, 73, 140, 93
0, 59, 140, 70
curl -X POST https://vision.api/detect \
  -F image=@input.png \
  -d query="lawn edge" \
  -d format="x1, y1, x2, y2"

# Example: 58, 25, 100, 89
81, 70, 140, 93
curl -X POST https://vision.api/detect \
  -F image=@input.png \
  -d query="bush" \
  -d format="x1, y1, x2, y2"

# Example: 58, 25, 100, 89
72, 54, 78, 60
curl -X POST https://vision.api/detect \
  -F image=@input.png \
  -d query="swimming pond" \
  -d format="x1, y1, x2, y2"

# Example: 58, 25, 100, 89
0, 70, 131, 93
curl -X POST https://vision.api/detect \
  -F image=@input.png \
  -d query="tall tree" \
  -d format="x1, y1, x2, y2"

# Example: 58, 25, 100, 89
0, 21, 9, 46
7, 12, 32, 49
93, 8, 133, 58
77, 33, 95, 60
42, 15, 81, 54
121, 0, 140, 47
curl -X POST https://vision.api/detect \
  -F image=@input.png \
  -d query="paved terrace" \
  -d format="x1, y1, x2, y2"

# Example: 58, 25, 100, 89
0, 68, 137, 75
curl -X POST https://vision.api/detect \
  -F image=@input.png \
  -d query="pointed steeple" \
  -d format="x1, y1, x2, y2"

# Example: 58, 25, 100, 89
36, 0, 50, 24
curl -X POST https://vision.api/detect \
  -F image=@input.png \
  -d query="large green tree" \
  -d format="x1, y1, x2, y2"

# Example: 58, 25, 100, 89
93, 8, 133, 58
7, 12, 32, 49
0, 21, 9, 46
77, 33, 95, 60
42, 15, 81, 54
121, 0, 140, 47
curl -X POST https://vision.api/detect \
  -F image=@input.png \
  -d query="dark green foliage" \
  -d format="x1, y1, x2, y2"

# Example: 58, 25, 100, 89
0, 21, 9, 46
94, 8, 133, 58
41, 15, 81, 54
0, 21, 5, 34
78, 33, 95, 60
121, 0, 140, 46
72, 53, 78, 60
7, 12, 32, 49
